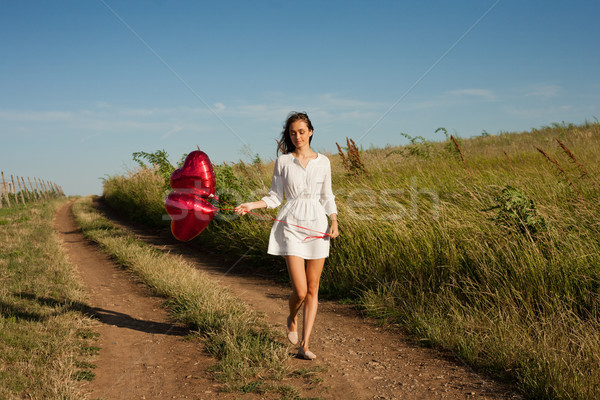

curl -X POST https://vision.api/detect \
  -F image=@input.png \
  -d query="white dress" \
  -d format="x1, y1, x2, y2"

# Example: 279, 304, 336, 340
261, 153, 337, 259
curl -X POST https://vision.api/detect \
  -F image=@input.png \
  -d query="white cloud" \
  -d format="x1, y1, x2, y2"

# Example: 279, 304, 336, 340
80, 133, 101, 143
95, 101, 112, 108
524, 84, 560, 98
0, 93, 390, 142
445, 88, 497, 101
317, 93, 387, 109
504, 104, 573, 118
0, 110, 73, 121
161, 125, 184, 139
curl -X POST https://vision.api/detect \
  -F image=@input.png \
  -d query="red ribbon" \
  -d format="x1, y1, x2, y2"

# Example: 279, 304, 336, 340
203, 194, 331, 240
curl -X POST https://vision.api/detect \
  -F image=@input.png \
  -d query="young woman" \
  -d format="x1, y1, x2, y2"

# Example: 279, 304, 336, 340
234, 112, 339, 360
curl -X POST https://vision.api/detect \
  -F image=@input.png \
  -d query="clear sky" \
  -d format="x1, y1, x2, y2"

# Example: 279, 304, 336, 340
1, 1, 599, 195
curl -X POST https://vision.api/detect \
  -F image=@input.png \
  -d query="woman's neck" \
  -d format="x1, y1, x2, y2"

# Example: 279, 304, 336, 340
292, 146, 315, 158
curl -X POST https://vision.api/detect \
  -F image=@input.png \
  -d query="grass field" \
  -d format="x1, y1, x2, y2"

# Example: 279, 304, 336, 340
0, 199, 97, 399
103, 121, 600, 399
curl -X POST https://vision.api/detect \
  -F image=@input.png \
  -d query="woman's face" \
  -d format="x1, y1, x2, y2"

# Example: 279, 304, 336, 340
289, 120, 313, 149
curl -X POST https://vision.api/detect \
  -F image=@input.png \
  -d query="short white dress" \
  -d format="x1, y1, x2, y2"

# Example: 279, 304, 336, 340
261, 153, 337, 259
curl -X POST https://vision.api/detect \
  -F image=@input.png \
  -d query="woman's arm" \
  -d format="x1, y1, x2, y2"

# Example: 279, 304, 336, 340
319, 158, 339, 238
261, 157, 284, 209
235, 157, 283, 215
234, 200, 267, 215
319, 158, 337, 216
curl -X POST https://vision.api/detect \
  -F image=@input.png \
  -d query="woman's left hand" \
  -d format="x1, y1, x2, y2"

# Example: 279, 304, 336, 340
329, 220, 339, 239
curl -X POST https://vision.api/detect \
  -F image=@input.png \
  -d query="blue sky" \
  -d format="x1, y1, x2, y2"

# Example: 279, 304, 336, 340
1, 1, 599, 195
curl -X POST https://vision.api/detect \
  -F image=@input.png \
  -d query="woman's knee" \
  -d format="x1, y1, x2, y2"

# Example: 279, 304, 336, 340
293, 287, 307, 302
306, 283, 319, 299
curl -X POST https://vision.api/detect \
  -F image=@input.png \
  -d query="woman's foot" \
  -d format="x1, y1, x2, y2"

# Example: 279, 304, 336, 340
286, 316, 298, 345
297, 347, 316, 360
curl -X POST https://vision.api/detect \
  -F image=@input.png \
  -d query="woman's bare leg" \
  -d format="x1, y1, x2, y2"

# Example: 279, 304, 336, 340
285, 255, 307, 333
300, 258, 325, 351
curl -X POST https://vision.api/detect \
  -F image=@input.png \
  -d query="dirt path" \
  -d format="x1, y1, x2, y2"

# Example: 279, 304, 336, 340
55, 202, 238, 400
89, 198, 522, 400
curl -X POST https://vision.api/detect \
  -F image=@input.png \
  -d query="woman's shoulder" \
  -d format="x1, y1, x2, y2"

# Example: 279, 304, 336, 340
316, 153, 331, 165
275, 153, 293, 163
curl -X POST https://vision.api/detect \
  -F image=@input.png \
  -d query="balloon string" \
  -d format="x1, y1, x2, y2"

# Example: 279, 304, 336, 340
202, 195, 330, 240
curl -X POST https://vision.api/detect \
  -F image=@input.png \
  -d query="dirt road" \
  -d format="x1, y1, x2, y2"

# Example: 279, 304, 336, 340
56, 198, 521, 399
55, 202, 238, 400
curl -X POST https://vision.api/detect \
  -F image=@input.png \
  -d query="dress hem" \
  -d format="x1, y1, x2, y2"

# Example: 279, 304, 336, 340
267, 250, 329, 260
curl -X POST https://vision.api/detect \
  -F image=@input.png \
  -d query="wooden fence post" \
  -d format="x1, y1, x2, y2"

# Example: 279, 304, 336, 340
34, 177, 45, 200
28, 177, 38, 200
20, 177, 30, 202
33, 177, 40, 200
47, 181, 53, 198
41, 180, 49, 199
11, 175, 23, 205
1, 172, 10, 207
14, 175, 26, 204
21, 177, 29, 202
17, 177, 25, 203
53, 183, 62, 197
42, 179, 49, 200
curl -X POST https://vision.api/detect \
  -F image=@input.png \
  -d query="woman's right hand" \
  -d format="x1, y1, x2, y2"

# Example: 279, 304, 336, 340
234, 202, 253, 215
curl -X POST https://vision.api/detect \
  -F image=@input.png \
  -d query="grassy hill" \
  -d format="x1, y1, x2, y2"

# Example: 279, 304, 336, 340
103, 121, 600, 399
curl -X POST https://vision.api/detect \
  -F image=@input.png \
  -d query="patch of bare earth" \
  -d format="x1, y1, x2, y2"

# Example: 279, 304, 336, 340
87, 197, 522, 400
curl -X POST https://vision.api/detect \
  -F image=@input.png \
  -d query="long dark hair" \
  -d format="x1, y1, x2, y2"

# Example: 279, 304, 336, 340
277, 112, 314, 155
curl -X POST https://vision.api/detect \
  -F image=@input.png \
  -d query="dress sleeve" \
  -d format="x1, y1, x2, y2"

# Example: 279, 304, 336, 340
261, 157, 284, 209
319, 158, 338, 216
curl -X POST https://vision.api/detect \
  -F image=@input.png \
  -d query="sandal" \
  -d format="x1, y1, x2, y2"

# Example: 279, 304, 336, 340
286, 316, 298, 345
297, 347, 316, 360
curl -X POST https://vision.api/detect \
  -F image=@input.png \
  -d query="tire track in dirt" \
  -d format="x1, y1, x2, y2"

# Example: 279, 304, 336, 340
92, 197, 522, 400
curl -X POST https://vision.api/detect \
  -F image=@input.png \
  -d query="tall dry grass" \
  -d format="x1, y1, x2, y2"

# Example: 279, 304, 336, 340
102, 121, 600, 399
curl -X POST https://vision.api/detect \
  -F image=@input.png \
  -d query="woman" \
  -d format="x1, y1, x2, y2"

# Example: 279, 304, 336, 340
234, 112, 339, 360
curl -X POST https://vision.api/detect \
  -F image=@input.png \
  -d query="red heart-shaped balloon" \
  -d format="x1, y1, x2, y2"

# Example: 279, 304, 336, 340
170, 150, 216, 195
165, 150, 218, 241
165, 191, 217, 241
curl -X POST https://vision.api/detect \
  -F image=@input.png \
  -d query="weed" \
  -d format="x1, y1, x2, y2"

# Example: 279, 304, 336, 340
72, 370, 96, 381
396, 133, 433, 158
80, 345, 101, 356
535, 146, 585, 205
238, 380, 266, 394
132, 149, 175, 190
555, 138, 599, 190
488, 186, 547, 236
336, 137, 366, 174
450, 135, 471, 178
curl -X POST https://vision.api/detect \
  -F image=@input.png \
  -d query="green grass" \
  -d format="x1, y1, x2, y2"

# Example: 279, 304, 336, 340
102, 120, 600, 399
71, 196, 290, 391
0, 199, 96, 399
